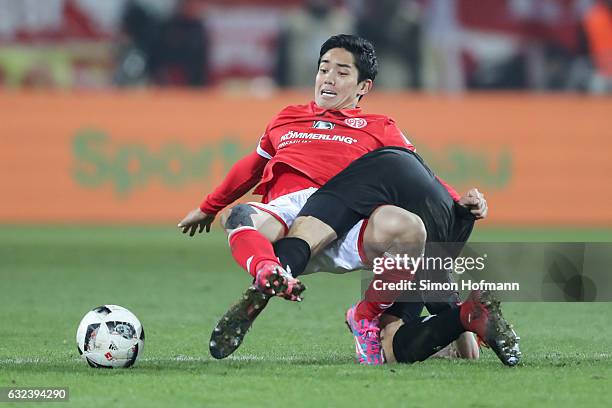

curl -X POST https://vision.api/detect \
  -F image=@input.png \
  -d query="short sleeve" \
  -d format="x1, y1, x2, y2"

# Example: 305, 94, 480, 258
383, 119, 415, 151
256, 128, 275, 160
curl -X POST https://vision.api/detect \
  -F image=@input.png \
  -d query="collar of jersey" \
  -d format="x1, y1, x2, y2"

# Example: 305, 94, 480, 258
309, 101, 362, 117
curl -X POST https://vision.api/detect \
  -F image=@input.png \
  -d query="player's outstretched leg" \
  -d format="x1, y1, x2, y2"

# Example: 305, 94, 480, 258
209, 286, 271, 359
345, 305, 384, 365
460, 290, 521, 366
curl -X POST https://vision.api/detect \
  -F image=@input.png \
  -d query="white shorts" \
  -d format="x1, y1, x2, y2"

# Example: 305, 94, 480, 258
248, 188, 368, 275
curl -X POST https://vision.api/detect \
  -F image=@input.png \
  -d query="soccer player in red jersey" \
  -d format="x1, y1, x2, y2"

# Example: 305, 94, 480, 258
225, 146, 518, 366
178, 35, 467, 364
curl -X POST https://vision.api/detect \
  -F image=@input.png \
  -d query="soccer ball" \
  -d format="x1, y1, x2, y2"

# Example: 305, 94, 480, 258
76, 305, 145, 368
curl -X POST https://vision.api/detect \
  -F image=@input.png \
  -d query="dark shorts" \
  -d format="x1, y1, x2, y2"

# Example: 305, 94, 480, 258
298, 147, 475, 243
298, 147, 477, 322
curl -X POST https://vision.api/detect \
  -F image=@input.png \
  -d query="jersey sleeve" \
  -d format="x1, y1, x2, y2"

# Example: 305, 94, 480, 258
436, 176, 461, 202
256, 127, 275, 159
199, 151, 269, 214
382, 119, 415, 151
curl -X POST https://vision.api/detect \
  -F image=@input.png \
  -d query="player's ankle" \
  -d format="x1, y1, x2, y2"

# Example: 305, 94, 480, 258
354, 300, 383, 321
253, 259, 282, 277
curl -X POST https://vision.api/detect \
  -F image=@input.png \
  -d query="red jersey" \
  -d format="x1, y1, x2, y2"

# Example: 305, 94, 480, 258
254, 101, 413, 199
199, 101, 458, 215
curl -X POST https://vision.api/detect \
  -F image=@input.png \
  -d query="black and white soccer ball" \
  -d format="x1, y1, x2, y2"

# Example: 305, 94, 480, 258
76, 305, 145, 368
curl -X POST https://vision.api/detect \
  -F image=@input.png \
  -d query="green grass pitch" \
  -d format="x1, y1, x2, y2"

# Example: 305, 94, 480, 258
1, 226, 611, 407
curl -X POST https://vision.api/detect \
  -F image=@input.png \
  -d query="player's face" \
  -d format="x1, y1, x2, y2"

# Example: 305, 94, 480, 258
314, 48, 372, 110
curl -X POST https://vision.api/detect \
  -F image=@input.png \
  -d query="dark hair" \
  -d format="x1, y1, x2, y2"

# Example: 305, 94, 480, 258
318, 34, 378, 83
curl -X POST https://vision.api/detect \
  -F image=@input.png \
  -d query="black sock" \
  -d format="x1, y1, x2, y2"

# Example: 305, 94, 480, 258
392, 307, 465, 363
273, 237, 311, 277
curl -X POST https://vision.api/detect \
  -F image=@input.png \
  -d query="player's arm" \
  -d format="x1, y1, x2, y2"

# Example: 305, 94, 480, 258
438, 177, 488, 220
178, 133, 274, 236
199, 151, 269, 215
178, 151, 268, 235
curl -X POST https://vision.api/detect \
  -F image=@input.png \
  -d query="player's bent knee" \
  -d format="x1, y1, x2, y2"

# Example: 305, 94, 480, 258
363, 207, 426, 263
223, 204, 285, 242
371, 206, 426, 245
224, 204, 257, 230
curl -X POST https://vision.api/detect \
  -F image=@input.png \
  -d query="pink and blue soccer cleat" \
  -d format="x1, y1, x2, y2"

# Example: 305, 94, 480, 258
345, 305, 384, 365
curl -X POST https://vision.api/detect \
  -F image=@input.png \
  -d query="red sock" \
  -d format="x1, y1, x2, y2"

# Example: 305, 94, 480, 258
355, 278, 395, 320
355, 266, 415, 321
354, 300, 392, 321
228, 227, 279, 277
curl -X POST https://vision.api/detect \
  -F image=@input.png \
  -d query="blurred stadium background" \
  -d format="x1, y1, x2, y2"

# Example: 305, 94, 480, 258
0, 0, 610, 227
1, 1, 611, 406
1, 0, 612, 92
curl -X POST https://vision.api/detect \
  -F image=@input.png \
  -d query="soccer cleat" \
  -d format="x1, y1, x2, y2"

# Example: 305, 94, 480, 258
254, 261, 306, 301
460, 290, 521, 367
345, 305, 384, 365
209, 286, 271, 359
209, 268, 307, 359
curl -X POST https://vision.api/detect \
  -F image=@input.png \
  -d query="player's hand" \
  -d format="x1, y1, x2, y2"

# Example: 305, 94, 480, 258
458, 188, 488, 220
178, 208, 215, 236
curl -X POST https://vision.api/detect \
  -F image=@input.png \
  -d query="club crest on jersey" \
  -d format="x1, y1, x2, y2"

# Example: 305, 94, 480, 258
312, 120, 335, 130
344, 118, 367, 129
